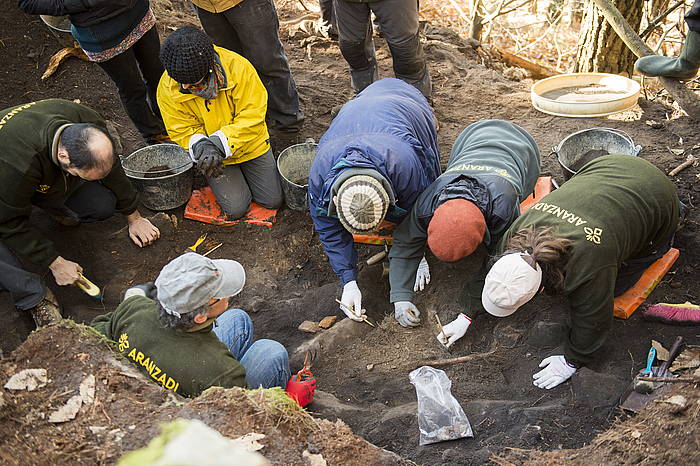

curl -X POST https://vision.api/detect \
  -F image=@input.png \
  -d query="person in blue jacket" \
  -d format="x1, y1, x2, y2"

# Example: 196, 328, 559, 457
308, 78, 440, 322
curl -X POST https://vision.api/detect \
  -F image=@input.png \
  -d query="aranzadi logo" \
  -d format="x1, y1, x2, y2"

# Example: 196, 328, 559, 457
584, 227, 603, 244
118, 333, 129, 352
36, 184, 50, 193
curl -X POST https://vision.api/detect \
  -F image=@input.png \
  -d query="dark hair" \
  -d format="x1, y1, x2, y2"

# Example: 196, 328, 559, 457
157, 301, 209, 330
60, 123, 114, 172
491, 226, 572, 294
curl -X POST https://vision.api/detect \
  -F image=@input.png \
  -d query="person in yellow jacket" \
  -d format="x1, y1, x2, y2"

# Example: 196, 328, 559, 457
157, 26, 283, 219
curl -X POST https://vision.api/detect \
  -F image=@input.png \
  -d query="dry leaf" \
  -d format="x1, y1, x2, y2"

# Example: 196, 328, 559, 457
48, 395, 82, 423
630, 430, 641, 439
652, 340, 669, 361
671, 347, 700, 372
80, 374, 96, 405
4, 369, 48, 391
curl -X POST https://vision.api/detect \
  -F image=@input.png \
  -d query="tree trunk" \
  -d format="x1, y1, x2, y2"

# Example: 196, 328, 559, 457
468, 0, 484, 41
574, 0, 644, 75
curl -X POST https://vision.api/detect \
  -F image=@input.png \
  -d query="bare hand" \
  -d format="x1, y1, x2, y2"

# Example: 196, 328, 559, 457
127, 214, 160, 247
49, 256, 83, 286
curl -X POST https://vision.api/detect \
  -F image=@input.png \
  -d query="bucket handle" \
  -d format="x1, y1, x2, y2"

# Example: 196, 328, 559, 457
597, 127, 642, 156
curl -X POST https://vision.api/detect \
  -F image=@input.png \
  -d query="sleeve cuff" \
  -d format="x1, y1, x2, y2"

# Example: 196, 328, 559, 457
187, 133, 207, 162
211, 130, 233, 159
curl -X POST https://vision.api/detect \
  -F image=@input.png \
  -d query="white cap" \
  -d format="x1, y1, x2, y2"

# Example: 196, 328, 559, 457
336, 175, 389, 234
481, 252, 542, 317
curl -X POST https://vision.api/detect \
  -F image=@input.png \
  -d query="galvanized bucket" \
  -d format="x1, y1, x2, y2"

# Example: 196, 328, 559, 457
122, 144, 193, 211
552, 127, 641, 180
277, 138, 317, 212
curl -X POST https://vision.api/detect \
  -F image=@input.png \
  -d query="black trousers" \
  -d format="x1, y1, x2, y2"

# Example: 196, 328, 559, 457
96, 27, 166, 140
1, 182, 118, 310
687, 0, 700, 33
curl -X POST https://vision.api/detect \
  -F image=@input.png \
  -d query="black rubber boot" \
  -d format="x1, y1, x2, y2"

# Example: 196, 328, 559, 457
635, 31, 700, 79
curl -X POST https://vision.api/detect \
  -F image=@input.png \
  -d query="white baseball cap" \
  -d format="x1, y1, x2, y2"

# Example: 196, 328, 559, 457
482, 252, 542, 317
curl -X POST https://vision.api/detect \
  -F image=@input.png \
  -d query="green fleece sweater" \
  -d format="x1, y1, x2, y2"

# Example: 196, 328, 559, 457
91, 296, 246, 398
0, 99, 139, 268
497, 155, 679, 366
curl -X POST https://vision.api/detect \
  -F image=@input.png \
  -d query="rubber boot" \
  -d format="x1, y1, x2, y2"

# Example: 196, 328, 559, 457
30, 288, 62, 327
350, 62, 379, 94
635, 30, 700, 79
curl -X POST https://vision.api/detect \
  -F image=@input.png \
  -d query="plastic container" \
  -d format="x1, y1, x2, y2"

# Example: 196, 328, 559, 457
531, 73, 640, 117
122, 144, 194, 211
277, 138, 317, 212
552, 127, 641, 180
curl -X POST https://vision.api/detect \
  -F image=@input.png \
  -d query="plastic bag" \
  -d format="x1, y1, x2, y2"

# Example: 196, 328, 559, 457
409, 365, 473, 445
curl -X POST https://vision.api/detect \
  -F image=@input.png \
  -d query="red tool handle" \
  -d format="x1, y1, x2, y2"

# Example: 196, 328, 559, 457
285, 376, 316, 408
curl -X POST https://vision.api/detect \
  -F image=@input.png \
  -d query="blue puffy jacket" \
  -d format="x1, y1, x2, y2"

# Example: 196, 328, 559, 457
308, 78, 441, 285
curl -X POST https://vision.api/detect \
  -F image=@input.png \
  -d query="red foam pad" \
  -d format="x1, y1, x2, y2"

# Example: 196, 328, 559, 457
184, 187, 278, 227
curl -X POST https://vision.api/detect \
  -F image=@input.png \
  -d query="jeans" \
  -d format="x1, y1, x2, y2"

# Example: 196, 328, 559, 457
196, 0, 304, 132
213, 308, 291, 389
0, 242, 46, 310
96, 26, 166, 140
207, 148, 284, 219
335, 0, 431, 97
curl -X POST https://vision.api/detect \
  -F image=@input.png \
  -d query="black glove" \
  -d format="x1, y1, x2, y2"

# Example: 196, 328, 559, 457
192, 137, 225, 179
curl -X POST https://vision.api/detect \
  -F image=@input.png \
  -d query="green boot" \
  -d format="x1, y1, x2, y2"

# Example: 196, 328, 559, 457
635, 30, 700, 79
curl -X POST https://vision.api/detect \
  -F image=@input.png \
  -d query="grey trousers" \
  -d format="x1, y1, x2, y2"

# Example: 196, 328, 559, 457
0, 242, 46, 311
687, 0, 700, 33
335, 0, 431, 98
196, 0, 304, 132
208, 149, 284, 219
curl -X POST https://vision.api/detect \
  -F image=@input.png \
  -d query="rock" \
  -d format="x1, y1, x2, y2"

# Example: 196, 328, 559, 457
526, 321, 566, 348
48, 394, 83, 423
379, 402, 418, 423
318, 315, 338, 329
298, 321, 320, 333
571, 368, 624, 409
366, 364, 374, 371
303, 450, 327, 466
311, 390, 363, 414
4, 368, 48, 391
290, 318, 369, 368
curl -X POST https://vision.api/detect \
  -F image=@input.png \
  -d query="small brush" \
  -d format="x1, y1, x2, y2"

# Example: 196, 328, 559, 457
76, 273, 103, 301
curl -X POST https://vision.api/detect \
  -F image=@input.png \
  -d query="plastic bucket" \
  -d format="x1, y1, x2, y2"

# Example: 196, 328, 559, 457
277, 138, 317, 212
122, 144, 194, 211
552, 128, 641, 180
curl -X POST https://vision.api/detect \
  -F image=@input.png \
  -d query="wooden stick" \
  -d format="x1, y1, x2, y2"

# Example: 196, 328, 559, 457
638, 376, 699, 383
668, 154, 698, 177
202, 243, 223, 257
421, 349, 497, 367
435, 314, 445, 341
494, 47, 556, 79
334, 298, 373, 326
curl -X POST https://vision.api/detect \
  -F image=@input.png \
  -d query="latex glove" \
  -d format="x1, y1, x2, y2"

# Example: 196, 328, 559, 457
49, 256, 83, 286
436, 313, 472, 348
192, 137, 225, 178
414, 256, 431, 292
533, 355, 578, 389
340, 281, 364, 321
123, 282, 156, 301
394, 301, 421, 327
126, 211, 160, 247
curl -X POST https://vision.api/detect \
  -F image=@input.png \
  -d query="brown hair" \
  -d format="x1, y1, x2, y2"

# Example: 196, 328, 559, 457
500, 226, 572, 294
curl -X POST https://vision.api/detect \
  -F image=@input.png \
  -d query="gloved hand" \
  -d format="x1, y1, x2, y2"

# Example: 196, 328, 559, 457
533, 355, 578, 389
436, 313, 472, 348
192, 137, 225, 178
414, 256, 431, 292
122, 282, 157, 302
340, 281, 364, 321
394, 301, 421, 327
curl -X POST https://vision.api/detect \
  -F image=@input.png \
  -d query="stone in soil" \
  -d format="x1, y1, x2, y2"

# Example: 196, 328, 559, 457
572, 367, 625, 409
318, 316, 337, 329
298, 321, 321, 333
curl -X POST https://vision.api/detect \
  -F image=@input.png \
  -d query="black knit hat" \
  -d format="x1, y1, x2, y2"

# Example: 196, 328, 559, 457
160, 26, 216, 84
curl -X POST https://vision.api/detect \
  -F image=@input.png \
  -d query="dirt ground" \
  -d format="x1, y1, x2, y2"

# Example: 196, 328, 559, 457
1, 1, 700, 464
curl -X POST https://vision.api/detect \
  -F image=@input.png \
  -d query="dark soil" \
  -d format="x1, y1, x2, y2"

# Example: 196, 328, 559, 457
1, 1, 700, 464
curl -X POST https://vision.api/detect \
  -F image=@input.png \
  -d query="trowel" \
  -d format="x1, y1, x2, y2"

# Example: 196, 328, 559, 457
620, 336, 684, 413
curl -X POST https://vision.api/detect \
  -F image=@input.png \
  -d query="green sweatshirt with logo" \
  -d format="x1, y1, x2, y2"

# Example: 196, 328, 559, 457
91, 296, 246, 397
0, 99, 139, 268
496, 155, 679, 366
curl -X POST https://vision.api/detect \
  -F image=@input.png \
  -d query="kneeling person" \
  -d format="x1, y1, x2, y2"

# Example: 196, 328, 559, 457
90, 253, 291, 397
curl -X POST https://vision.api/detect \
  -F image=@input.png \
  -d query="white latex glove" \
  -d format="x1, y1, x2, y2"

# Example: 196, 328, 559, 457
414, 256, 431, 292
533, 355, 578, 389
394, 301, 421, 327
436, 313, 472, 348
340, 281, 364, 321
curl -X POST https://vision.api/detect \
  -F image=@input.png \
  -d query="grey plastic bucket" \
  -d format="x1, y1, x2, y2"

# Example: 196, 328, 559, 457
552, 127, 641, 180
122, 144, 194, 211
277, 138, 317, 212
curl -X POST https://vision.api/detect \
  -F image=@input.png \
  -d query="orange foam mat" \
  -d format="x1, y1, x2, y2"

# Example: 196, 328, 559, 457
613, 248, 680, 319
352, 176, 554, 245
520, 176, 553, 214
184, 187, 278, 227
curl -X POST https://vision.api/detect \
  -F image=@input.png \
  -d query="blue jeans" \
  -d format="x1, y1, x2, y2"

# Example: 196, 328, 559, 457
213, 308, 291, 388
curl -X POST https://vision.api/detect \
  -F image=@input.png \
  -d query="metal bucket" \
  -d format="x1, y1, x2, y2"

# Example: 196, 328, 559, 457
552, 127, 641, 180
40, 15, 72, 33
122, 144, 194, 211
277, 138, 317, 212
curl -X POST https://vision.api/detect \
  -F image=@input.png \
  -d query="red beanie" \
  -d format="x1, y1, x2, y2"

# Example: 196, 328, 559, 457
427, 199, 486, 262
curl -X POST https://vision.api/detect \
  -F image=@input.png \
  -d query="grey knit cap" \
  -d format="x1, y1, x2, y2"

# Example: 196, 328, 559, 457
160, 26, 216, 84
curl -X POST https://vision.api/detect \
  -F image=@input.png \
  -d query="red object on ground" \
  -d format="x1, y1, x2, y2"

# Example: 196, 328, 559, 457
285, 352, 316, 408
613, 248, 680, 319
642, 301, 700, 325
184, 187, 278, 227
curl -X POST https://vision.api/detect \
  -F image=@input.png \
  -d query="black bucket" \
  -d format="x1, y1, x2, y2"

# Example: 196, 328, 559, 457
122, 144, 194, 211
552, 127, 641, 180
277, 138, 317, 212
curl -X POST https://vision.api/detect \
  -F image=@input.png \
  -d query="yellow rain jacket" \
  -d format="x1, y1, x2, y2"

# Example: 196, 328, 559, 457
157, 46, 270, 165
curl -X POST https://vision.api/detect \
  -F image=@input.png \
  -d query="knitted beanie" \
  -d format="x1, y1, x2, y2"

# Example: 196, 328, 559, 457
336, 175, 390, 234
427, 199, 486, 262
160, 26, 216, 84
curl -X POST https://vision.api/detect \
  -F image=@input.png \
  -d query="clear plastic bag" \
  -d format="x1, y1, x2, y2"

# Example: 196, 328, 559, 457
409, 365, 473, 445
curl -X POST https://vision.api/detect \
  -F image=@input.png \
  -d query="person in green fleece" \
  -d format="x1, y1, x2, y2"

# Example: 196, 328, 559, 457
90, 253, 291, 397
0, 99, 159, 327
479, 155, 681, 390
